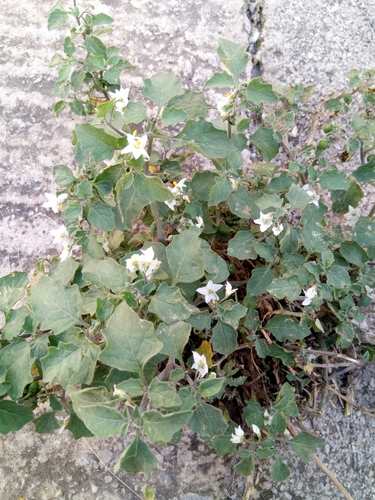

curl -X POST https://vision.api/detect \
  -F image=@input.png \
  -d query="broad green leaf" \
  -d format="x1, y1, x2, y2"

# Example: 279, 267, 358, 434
99, 301, 163, 378
228, 231, 258, 260
234, 456, 254, 476
265, 316, 311, 342
217, 300, 247, 329
92, 13, 114, 25
33, 412, 60, 434
168, 91, 211, 120
326, 98, 342, 112
274, 383, 299, 417
53, 164, 76, 186
208, 421, 237, 455
352, 217, 375, 247
142, 72, 183, 108
49, 258, 79, 285
2, 306, 29, 340
28, 276, 82, 334
88, 200, 115, 231
0, 339, 35, 399
48, 8, 69, 30
217, 38, 248, 80
255, 193, 283, 211
190, 171, 219, 201
41, 343, 84, 388
177, 119, 237, 159
69, 100, 86, 116
148, 379, 182, 409
211, 320, 238, 355
228, 188, 261, 219
271, 457, 290, 482
243, 399, 265, 430
325, 265, 351, 289
68, 386, 127, 438
268, 344, 294, 365
0, 272, 28, 313
246, 267, 275, 296
331, 179, 363, 214
150, 284, 194, 327
82, 256, 130, 292
247, 77, 278, 104
167, 228, 205, 285
186, 311, 211, 330
0, 400, 33, 434
352, 156, 375, 184
251, 126, 280, 162
202, 243, 230, 283
208, 177, 233, 206
116, 378, 143, 396
301, 223, 328, 253
286, 184, 312, 211
83, 36, 107, 57
161, 106, 187, 126
142, 410, 193, 443
134, 173, 174, 202
204, 71, 234, 89
336, 321, 355, 346
190, 402, 227, 438
269, 411, 286, 435
279, 227, 301, 253
339, 241, 369, 266
75, 123, 124, 162
301, 203, 327, 225
122, 101, 148, 124
289, 432, 325, 462
319, 170, 350, 190
116, 182, 149, 230
267, 277, 301, 301
198, 378, 225, 398
115, 437, 157, 478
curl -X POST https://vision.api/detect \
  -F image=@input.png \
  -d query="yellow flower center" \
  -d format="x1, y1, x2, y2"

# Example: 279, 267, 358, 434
135, 140, 141, 149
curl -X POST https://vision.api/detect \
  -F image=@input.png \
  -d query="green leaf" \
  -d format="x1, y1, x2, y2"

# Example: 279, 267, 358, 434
208, 177, 233, 206
251, 126, 280, 162
122, 101, 148, 124
142, 410, 193, 443
217, 300, 247, 329
267, 277, 301, 301
82, 256, 130, 292
190, 171, 219, 201
217, 38, 248, 80
0, 272, 28, 313
134, 173, 174, 203
169, 91, 211, 121
331, 179, 363, 214
41, 343, 85, 389
340, 241, 369, 266
247, 77, 278, 104
286, 184, 312, 210
352, 216, 375, 247
268, 344, 294, 365
115, 437, 157, 478
75, 123, 123, 162
53, 164, 76, 186
228, 187, 260, 219
83, 36, 107, 57
33, 412, 60, 435
274, 383, 299, 416
243, 399, 266, 430
319, 170, 350, 190
161, 106, 187, 126
209, 421, 237, 455
190, 402, 227, 438
68, 386, 127, 438
116, 378, 143, 396
234, 456, 254, 476
148, 379, 182, 409
142, 72, 183, 108
198, 378, 225, 398
228, 231, 258, 260
204, 71, 234, 89
49, 257, 79, 286
167, 228, 205, 285
92, 13, 114, 25
352, 156, 375, 184
246, 268, 275, 296
88, 200, 115, 231
2, 306, 29, 340
326, 98, 342, 112
255, 193, 283, 211
48, 8, 69, 30
99, 301, 163, 379
211, 320, 238, 355
116, 182, 149, 230
177, 119, 237, 159
271, 457, 290, 482
301, 203, 327, 225
49, 394, 62, 411
150, 283, 194, 325
301, 223, 328, 253
265, 316, 311, 342
325, 265, 351, 289
0, 339, 35, 399
289, 432, 325, 462
65, 411, 94, 439
0, 400, 33, 434
28, 276, 82, 334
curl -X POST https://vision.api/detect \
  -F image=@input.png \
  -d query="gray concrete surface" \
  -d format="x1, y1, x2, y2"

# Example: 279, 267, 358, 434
1, 0, 375, 498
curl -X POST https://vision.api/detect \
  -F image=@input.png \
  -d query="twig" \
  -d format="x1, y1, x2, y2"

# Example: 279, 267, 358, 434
329, 386, 375, 418
260, 329, 272, 345
287, 421, 355, 500
83, 440, 143, 499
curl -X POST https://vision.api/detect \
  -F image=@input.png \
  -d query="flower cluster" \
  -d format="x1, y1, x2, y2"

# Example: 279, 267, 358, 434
165, 178, 190, 211
125, 247, 161, 280
109, 87, 129, 113
303, 184, 320, 207
254, 211, 284, 236
50, 225, 73, 261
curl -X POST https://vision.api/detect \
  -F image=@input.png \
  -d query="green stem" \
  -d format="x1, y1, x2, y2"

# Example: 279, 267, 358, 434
227, 121, 232, 139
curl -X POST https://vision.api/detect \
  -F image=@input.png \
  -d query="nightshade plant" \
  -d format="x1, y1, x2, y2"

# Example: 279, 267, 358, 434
1, 1, 375, 491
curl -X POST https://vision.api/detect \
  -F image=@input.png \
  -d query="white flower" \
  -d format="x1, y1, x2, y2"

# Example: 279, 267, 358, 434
345, 205, 360, 223
192, 351, 209, 378
196, 280, 222, 304
303, 184, 320, 207
284, 429, 291, 438
365, 285, 375, 301
195, 216, 204, 228
272, 222, 284, 236
254, 211, 274, 232
56, 415, 70, 435
230, 426, 246, 444
113, 385, 127, 398
171, 178, 187, 196
229, 177, 240, 190
225, 281, 238, 298
50, 225, 70, 247
42, 193, 68, 213
109, 87, 129, 113
125, 247, 160, 279
165, 198, 177, 211
60, 245, 73, 262
302, 285, 318, 306
252, 424, 261, 437
122, 132, 150, 160
264, 410, 273, 426
125, 254, 140, 273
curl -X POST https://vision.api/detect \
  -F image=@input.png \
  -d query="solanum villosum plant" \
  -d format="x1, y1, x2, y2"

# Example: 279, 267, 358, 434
1, 2, 375, 493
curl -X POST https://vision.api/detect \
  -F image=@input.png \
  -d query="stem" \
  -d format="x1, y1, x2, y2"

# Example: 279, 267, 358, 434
104, 118, 126, 136
272, 309, 304, 318
227, 121, 232, 139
